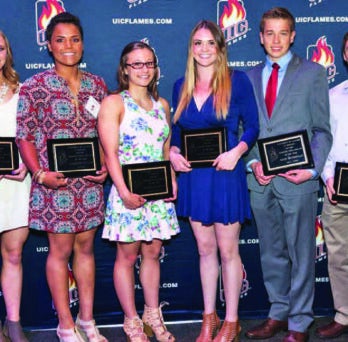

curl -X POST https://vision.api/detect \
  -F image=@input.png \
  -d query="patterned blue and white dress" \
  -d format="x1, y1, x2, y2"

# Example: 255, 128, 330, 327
102, 91, 180, 242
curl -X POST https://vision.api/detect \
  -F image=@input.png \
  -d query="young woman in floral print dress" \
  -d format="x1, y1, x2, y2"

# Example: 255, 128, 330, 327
98, 41, 179, 342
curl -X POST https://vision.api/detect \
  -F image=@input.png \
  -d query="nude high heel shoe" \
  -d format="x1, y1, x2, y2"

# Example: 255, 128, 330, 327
142, 302, 175, 341
123, 316, 149, 342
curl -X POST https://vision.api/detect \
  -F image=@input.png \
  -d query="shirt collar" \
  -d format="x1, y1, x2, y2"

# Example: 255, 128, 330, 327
266, 51, 293, 70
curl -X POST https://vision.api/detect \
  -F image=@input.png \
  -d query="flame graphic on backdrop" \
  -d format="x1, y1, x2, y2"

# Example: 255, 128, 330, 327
38, 0, 65, 30
315, 216, 326, 261
36, 0, 65, 46
311, 36, 334, 67
219, 0, 246, 28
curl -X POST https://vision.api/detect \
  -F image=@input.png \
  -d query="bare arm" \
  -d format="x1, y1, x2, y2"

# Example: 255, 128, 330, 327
97, 94, 145, 209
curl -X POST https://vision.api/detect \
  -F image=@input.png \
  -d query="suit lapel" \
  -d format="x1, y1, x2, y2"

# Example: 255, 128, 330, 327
272, 55, 301, 116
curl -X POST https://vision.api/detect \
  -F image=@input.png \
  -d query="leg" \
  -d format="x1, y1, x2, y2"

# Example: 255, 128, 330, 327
72, 228, 98, 321
140, 240, 175, 341
246, 188, 290, 339
46, 232, 75, 329
1, 227, 29, 321
280, 192, 316, 332
114, 242, 149, 341
215, 222, 242, 322
190, 219, 219, 315
139, 239, 163, 308
212, 222, 242, 342
315, 193, 348, 338
250, 188, 290, 321
114, 241, 141, 318
1, 227, 29, 342
73, 228, 107, 342
321, 195, 348, 325
191, 220, 220, 342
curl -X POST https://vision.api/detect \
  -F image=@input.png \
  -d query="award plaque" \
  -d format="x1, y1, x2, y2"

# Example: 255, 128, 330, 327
257, 130, 314, 176
0, 137, 19, 175
47, 137, 101, 177
333, 162, 348, 203
122, 161, 173, 200
181, 127, 227, 167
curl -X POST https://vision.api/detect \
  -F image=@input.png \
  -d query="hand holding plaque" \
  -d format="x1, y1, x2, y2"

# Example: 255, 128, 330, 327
122, 161, 173, 201
181, 127, 227, 167
47, 137, 101, 178
257, 130, 314, 176
0, 137, 19, 175
332, 162, 348, 203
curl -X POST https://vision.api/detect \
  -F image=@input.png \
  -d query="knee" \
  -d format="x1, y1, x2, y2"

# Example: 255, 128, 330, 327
197, 241, 217, 258
219, 248, 241, 265
2, 248, 23, 266
116, 253, 138, 267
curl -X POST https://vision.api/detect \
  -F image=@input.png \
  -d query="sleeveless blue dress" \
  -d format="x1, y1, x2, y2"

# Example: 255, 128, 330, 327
170, 70, 259, 225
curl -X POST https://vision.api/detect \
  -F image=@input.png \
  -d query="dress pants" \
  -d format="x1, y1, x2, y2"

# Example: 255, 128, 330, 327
321, 191, 348, 325
250, 183, 317, 332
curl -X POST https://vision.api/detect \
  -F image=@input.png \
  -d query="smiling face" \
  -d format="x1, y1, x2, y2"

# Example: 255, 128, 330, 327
47, 23, 83, 70
124, 48, 156, 88
191, 27, 218, 69
260, 18, 295, 62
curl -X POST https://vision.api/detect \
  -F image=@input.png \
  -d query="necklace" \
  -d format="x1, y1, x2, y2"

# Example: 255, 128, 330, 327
0, 82, 9, 104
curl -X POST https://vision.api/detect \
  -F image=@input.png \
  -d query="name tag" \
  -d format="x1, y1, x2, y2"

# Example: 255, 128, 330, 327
85, 96, 100, 118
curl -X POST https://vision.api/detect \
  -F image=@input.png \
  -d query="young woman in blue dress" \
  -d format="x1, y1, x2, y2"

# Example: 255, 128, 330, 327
169, 20, 259, 342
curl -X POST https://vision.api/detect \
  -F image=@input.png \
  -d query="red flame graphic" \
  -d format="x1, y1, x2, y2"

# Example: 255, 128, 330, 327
38, 0, 65, 30
315, 216, 324, 244
219, 0, 246, 29
312, 36, 334, 67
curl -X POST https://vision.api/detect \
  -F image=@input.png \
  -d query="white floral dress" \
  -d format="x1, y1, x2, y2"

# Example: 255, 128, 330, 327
102, 91, 180, 242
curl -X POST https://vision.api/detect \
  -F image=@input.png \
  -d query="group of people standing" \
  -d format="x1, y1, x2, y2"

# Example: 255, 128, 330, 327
0, 5, 347, 342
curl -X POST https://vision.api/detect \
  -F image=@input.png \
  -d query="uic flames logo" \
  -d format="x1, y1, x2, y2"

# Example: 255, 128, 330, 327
217, 0, 249, 45
307, 36, 336, 83
35, 0, 65, 47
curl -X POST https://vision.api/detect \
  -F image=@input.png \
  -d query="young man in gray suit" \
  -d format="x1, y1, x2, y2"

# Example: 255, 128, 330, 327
245, 7, 332, 342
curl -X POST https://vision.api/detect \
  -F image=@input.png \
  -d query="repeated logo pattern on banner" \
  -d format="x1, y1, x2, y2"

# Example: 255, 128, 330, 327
0, 0, 347, 328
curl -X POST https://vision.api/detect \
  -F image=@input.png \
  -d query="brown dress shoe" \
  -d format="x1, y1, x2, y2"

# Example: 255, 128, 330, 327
283, 330, 309, 342
315, 320, 348, 339
245, 318, 288, 339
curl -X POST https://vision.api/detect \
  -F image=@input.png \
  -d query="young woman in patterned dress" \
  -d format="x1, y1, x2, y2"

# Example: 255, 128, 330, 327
16, 13, 108, 342
98, 41, 180, 342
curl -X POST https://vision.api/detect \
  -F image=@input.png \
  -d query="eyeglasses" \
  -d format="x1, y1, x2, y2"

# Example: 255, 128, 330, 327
125, 61, 157, 69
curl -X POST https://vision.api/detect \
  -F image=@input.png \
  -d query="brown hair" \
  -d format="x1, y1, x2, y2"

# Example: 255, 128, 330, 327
0, 30, 19, 91
116, 41, 159, 100
260, 7, 295, 33
173, 20, 231, 122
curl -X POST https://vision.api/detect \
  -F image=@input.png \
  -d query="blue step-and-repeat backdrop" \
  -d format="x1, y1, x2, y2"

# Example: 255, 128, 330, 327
1, 0, 347, 329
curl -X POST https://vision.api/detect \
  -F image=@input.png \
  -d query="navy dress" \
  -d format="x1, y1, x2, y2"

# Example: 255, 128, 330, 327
171, 70, 259, 225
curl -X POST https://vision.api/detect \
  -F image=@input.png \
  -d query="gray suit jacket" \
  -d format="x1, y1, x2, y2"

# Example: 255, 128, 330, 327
246, 53, 332, 195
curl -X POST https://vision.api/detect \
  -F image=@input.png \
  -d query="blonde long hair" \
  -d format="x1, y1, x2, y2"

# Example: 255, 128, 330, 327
173, 20, 231, 123
0, 30, 19, 91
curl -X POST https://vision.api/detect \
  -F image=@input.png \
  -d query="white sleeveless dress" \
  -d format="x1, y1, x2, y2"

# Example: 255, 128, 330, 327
0, 91, 31, 231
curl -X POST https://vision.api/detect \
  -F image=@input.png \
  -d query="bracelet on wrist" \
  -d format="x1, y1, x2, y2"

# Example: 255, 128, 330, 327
32, 169, 46, 184
37, 171, 46, 185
